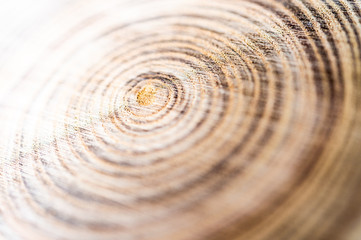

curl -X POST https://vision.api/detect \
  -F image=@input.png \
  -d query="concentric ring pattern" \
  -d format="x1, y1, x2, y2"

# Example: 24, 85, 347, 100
0, 0, 361, 239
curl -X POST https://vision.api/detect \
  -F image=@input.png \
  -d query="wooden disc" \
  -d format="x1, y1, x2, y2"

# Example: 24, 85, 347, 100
0, 0, 360, 239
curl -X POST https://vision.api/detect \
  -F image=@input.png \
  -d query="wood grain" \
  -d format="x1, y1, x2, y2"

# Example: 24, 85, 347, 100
0, 0, 361, 239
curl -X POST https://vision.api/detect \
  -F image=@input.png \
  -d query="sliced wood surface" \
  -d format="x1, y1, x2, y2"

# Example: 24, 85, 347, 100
0, 0, 361, 239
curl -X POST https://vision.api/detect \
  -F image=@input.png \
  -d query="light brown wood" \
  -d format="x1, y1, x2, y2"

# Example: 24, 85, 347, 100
0, 0, 361, 239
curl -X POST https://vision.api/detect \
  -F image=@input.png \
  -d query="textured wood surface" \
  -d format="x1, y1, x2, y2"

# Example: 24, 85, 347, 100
0, 0, 361, 239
